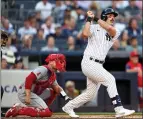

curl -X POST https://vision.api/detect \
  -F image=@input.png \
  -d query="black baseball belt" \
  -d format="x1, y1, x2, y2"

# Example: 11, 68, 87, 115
89, 57, 104, 64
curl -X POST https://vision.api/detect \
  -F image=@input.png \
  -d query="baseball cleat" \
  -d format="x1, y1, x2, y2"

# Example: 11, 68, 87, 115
5, 103, 21, 117
115, 108, 135, 118
62, 107, 79, 118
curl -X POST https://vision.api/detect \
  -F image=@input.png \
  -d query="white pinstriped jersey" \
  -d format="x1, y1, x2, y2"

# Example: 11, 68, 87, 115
84, 24, 120, 61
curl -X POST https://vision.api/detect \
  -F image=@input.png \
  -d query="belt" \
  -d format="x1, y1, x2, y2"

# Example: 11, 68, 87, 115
89, 57, 104, 64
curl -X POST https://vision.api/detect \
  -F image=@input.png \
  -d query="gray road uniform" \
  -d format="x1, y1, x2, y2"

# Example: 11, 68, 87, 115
18, 66, 58, 109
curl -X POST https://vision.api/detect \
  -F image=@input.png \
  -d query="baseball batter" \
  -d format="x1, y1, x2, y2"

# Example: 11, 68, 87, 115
62, 8, 135, 118
5, 54, 70, 117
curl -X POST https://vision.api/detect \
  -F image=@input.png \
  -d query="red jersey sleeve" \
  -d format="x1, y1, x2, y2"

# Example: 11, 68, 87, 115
25, 72, 37, 89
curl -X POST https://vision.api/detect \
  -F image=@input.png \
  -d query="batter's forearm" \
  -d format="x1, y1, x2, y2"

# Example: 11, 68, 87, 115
82, 22, 91, 38
97, 19, 116, 37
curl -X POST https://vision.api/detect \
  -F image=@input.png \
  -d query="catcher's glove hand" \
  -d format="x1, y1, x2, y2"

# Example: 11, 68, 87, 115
1, 30, 9, 48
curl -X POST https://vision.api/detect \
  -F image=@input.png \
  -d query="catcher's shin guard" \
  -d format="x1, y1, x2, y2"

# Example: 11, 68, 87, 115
18, 107, 38, 117
38, 108, 53, 117
18, 107, 52, 117
5, 103, 21, 117
46, 89, 58, 106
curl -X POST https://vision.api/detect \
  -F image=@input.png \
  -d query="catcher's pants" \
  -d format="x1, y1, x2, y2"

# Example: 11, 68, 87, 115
18, 87, 53, 109
64, 55, 118, 110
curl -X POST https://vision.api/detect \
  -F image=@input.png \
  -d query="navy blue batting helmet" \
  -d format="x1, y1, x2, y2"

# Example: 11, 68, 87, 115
101, 8, 118, 21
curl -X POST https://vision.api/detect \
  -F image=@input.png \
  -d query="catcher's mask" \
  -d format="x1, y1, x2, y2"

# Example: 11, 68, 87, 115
101, 8, 118, 21
45, 54, 66, 72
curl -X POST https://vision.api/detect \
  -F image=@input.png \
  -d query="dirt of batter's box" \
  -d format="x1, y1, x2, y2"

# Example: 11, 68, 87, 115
1, 114, 142, 119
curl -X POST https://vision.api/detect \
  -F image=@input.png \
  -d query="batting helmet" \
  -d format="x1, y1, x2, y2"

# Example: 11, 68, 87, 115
45, 54, 66, 72
101, 8, 118, 21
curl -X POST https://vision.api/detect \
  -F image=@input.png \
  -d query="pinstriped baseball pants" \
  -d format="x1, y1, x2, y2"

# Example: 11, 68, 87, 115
64, 55, 118, 110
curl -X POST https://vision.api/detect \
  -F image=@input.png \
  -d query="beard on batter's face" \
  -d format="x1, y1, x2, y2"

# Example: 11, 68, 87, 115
106, 14, 115, 26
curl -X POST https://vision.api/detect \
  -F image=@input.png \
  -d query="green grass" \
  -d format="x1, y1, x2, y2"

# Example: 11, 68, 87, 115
55, 112, 142, 115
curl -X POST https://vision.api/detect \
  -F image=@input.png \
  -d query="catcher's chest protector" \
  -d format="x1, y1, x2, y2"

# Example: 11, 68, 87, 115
33, 65, 56, 95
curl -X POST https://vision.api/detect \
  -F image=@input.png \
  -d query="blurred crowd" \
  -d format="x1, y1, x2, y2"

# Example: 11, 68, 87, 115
1, 0, 142, 69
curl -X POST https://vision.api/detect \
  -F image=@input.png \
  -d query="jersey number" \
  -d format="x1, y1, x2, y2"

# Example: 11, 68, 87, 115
105, 33, 112, 41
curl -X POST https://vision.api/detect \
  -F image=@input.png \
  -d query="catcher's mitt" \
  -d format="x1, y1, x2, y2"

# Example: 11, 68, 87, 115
1, 30, 9, 48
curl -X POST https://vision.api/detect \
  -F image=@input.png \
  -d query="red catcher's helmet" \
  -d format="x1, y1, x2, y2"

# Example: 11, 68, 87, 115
45, 54, 66, 72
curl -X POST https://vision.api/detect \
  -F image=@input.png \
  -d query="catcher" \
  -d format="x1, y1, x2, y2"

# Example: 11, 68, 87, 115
5, 54, 70, 117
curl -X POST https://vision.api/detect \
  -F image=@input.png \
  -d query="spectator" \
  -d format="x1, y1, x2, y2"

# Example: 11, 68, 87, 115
35, 11, 43, 26
65, 81, 79, 99
75, 6, 85, 31
66, 36, 77, 51
1, 16, 13, 29
116, 0, 129, 10
35, 28, 45, 41
1, 55, 8, 69
111, 40, 121, 51
96, 1, 112, 9
108, 1, 125, 16
109, 1, 118, 11
77, 1, 92, 10
125, 18, 142, 40
18, 19, 37, 39
62, 17, 78, 38
136, 0, 142, 10
35, 0, 53, 21
21, 35, 34, 50
64, 1, 72, 8
41, 36, 59, 52
52, 0, 66, 24
41, 16, 56, 39
62, 17, 71, 29
2, 36, 18, 55
89, 1, 100, 14
124, 0, 141, 19
120, 31, 129, 50
76, 27, 88, 49
12, 56, 27, 69
4, 50, 16, 68
28, 13, 39, 29
125, 51, 143, 110
48, 24, 65, 39
63, 1, 79, 22
2, 19, 15, 34
10, 33, 18, 45
64, 7, 72, 19
109, 1, 126, 32
126, 37, 142, 54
